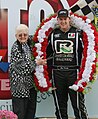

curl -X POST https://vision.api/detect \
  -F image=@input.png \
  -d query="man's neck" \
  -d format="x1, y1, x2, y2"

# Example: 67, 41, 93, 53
60, 26, 71, 33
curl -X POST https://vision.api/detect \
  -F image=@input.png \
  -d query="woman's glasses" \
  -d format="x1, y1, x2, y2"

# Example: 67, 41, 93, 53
18, 33, 28, 37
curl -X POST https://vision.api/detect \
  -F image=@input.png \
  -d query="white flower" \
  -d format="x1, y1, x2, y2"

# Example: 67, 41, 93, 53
37, 51, 43, 56
35, 43, 41, 49
69, 84, 79, 91
35, 65, 44, 72
86, 19, 91, 23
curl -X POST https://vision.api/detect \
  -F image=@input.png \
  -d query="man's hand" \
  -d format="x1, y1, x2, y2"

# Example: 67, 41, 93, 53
48, 87, 57, 92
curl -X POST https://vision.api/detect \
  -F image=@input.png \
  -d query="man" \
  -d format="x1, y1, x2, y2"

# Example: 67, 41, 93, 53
9, 24, 47, 119
46, 9, 88, 119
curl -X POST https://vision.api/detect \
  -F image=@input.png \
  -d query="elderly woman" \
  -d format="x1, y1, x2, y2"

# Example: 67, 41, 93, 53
9, 24, 46, 119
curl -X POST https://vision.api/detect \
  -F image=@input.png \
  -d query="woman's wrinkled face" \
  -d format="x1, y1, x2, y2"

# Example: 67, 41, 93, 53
57, 17, 70, 31
15, 29, 29, 43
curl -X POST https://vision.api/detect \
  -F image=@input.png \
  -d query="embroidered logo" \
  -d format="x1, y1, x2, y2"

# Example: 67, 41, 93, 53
68, 33, 75, 38
54, 33, 60, 38
55, 40, 73, 53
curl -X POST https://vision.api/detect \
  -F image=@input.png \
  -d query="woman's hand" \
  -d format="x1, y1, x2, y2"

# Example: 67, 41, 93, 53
36, 56, 47, 65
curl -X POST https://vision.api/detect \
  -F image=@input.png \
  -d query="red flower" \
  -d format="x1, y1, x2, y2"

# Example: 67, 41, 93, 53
81, 58, 86, 68
78, 87, 84, 92
94, 45, 98, 52
89, 77, 93, 81
43, 65, 48, 70
41, 46, 46, 52
48, 27, 53, 33
82, 82, 87, 87
41, 39, 48, 46
44, 75, 49, 80
32, 47, 37, 52
41, 53, 46, 58
45, 31, 49, 36
33, 36, 38, 42
44, 70, 48, 76
33, 52, 38, 57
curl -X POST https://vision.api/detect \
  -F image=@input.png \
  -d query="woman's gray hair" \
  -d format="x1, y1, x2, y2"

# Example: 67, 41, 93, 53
15, 24, 29, 35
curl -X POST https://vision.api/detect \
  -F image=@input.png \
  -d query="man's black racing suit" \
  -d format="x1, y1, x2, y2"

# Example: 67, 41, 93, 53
46, 26, 88, 119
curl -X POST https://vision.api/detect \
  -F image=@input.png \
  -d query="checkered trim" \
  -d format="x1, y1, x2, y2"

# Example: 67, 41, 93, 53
70, 0, 98, 21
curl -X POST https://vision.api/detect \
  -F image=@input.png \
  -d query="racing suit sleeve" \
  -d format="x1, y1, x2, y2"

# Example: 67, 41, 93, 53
46, 33, 54, 80
46, 33, 53, 67
77, 30, 83, 67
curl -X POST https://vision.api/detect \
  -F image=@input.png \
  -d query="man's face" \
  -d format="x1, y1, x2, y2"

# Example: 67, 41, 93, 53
15, 29, 29, 43
57, 17, 70, 31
